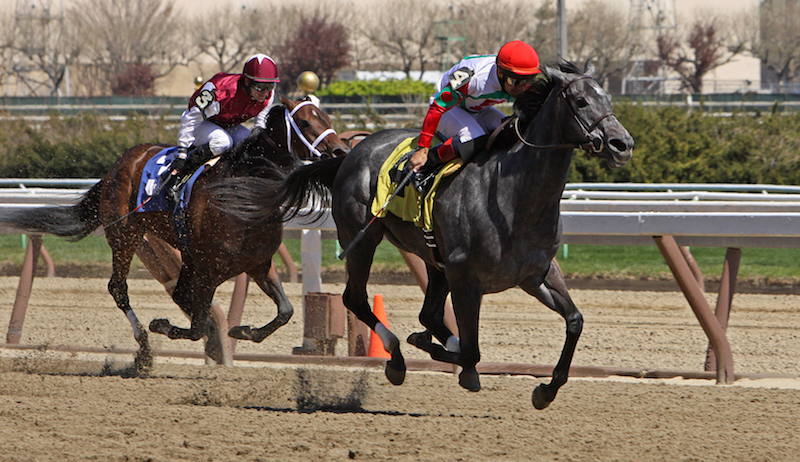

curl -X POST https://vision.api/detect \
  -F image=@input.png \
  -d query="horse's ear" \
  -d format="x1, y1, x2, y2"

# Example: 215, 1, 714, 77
584, 61, 596, 77
280, 95, 294, 109
546, 65, 566, 84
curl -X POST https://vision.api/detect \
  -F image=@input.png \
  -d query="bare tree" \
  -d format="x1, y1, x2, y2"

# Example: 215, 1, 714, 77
70, 0, 194, 96
568, 0, 644, 87
459, 0, 538, 55
362, 0, 441, 78
733, 0, 800, 91
0, 6, 16, 91
190, 3, 302, 75
8, 0, 81, 96
657, 18, 742, 93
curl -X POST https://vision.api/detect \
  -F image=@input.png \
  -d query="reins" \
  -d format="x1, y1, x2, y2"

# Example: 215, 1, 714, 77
513, 75, 616, 154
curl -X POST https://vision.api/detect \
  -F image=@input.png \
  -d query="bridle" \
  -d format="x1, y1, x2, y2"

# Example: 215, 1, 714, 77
284, 100, 338, 158
513, 75, 616, 154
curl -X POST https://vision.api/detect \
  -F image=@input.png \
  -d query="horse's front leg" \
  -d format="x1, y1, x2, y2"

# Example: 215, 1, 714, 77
520, 262, 583, 410
229, 259, 294, 342
106, 229, 152, 374
407, 266, 460, 363
448, 277, 483, 392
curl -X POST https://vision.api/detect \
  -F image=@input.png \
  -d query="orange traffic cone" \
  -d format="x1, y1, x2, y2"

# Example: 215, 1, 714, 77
367, 294, 391, 358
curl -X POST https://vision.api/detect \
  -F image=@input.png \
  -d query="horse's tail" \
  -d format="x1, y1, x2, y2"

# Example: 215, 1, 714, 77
281, 155, 344, 221
208, 155, 344, 224
0, 180, 103, 240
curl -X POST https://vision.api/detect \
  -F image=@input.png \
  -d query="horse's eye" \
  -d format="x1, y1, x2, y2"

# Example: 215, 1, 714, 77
575, 97, 588, 108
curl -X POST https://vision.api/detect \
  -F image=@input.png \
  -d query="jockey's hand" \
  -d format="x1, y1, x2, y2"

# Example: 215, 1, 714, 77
170, 150, 188, 176
409, 147, 429, 172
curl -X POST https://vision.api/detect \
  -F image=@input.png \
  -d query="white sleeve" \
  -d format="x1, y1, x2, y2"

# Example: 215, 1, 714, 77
253, 91, 277, 129
177, 82, 220, 148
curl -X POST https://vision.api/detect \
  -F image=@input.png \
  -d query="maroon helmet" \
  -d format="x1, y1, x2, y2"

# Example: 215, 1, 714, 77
243, 54, 280, 83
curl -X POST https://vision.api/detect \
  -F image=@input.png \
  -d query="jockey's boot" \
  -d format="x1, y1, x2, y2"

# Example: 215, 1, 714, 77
161, 143, 214, 202
413, 135, 490, 192
166, 143, 214, 200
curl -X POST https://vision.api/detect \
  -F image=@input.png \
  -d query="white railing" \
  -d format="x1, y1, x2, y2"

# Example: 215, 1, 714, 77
1, 181, 799, 248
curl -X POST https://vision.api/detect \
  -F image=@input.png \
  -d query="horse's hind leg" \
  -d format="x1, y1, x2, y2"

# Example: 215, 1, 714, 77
106, 230, 152, 373
520, 262, 583, 410
229, 260, 294, 343
342, 229, 406, 385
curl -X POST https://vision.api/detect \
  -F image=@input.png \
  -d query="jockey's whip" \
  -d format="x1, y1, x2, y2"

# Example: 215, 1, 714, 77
102, 174, 175, 230
339, 168, 415, 260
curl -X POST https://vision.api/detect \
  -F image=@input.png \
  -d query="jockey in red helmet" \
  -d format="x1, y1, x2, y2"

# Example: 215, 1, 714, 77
409, 40, 541, 173
165, 54, 280, 194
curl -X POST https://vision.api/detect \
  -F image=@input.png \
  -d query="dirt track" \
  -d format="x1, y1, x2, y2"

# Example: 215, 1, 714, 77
1, 276, 799, 461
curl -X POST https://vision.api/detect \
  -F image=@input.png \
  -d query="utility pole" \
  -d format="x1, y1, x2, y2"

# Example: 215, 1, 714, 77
556, 0, 568, 60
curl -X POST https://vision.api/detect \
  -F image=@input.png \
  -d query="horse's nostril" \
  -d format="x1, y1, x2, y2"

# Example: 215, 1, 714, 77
609, 139, 628, 153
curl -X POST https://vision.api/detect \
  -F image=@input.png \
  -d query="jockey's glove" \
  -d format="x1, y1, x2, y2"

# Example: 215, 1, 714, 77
170, 154, 187, 174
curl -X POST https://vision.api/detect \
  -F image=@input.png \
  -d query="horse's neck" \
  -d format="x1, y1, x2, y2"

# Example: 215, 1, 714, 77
505, 94, 574, 206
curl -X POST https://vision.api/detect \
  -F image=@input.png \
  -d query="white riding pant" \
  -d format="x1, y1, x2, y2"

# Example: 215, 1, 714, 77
191, 121, 251, 155
435, 105, 507, 144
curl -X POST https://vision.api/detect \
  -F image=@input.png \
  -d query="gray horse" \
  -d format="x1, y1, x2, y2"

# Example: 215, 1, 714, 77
222, 62, 634, 409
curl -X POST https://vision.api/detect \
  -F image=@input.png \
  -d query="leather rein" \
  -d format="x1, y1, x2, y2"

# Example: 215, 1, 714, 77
512, 75, 616, 154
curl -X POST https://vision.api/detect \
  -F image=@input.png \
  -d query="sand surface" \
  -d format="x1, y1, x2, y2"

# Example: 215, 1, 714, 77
0, 276, 799, 461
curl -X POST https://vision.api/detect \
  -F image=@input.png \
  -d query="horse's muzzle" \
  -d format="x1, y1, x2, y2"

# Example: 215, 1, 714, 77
603, 131, 634, 169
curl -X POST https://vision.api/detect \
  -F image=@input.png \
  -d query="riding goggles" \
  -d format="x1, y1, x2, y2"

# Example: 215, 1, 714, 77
504, 75, 536, 88
249, 81, 276, 92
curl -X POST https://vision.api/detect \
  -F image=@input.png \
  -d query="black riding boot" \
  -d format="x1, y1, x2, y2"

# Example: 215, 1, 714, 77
413, 135, 490, 192
169, 144, 213, 191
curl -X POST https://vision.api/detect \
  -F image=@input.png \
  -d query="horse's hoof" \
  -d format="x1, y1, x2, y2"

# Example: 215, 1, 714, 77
385, 362, 406, 386
407, 331, 432, 347
228, 325, 254, 341
458, 368, 481, 392
149, 318, 171, 336
134, 346, 153, 375
205, 338, 225, 365
532, 384, 553, 410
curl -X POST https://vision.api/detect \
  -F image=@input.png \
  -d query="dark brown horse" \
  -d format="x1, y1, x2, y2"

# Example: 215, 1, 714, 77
2, 96, 349, 372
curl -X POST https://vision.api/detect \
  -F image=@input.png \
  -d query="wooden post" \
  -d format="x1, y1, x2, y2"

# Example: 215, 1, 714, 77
6, 235, 42, 344
705, 248, 741, 371
654, 235, 735, 384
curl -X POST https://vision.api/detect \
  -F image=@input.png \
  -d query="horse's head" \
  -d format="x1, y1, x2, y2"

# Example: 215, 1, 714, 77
280, 96, 351, 160
530, 62, 634, 169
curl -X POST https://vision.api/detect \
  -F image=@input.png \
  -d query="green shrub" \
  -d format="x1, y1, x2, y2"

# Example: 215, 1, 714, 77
1, 101, 800, 184
0, 112, 172, 178
317, 78, 435, 97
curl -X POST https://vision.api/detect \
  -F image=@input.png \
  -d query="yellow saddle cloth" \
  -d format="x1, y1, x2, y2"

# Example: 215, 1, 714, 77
371, 136, 462, 230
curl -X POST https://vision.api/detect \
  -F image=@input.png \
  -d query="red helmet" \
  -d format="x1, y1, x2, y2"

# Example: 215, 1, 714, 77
496, 41, 541, 77
243, 54, 280, 83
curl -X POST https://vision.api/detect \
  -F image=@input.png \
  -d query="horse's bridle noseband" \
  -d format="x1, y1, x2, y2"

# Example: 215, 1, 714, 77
285, 100, 338, 157
513, 75, 616, 154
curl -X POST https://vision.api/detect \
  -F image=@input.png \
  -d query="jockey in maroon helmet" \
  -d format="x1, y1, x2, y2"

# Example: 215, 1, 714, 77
164, 54, 280, 194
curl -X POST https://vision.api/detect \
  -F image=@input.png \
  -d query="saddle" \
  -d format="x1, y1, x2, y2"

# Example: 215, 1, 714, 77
371, 136, 462, 230
137, 146, 220, 248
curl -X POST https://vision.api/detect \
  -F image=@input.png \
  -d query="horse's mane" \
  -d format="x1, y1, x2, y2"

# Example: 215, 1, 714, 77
220, 104, 298, 178
514, 61, 583, 123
